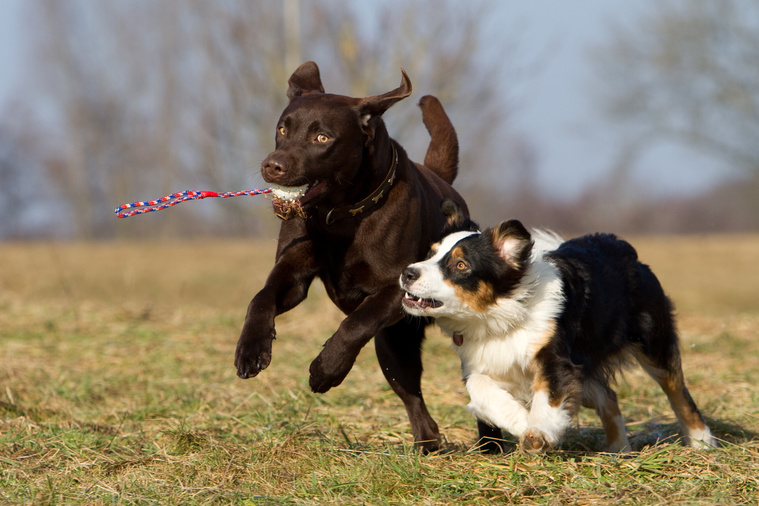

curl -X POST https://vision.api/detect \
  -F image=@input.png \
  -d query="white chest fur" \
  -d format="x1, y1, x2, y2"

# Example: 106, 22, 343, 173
438, 251, 564, 415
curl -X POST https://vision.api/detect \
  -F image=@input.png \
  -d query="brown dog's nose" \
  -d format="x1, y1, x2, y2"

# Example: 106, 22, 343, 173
262, 155, 287, 180
401, 266, 420, 285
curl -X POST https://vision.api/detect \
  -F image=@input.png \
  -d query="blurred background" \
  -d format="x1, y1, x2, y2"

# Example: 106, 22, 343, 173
0, 0, 757, 240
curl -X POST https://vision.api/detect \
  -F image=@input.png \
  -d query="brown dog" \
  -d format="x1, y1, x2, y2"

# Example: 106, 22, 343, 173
234, 62, 468, 451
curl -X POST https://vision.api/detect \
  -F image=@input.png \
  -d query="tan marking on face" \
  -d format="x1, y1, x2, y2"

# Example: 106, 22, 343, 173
442, 245, 497, 312
449, 279, 496, 312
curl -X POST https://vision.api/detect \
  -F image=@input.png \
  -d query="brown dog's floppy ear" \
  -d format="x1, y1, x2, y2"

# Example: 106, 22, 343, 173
441, 199, 478, 233
356, 69, 413, 142
287, 61, 325, 101
490, 220, 533, 270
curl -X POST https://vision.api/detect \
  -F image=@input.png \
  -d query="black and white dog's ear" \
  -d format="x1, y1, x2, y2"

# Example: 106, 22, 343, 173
491, 219, 533, 269
441, 199, 479, 234
287, 61, 325, 101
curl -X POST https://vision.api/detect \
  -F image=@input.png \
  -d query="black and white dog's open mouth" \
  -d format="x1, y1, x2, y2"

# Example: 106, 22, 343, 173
403, 292, 444, 310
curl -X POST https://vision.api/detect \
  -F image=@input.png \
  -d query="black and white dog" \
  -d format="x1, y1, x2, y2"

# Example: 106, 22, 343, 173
399, 204, 716, 453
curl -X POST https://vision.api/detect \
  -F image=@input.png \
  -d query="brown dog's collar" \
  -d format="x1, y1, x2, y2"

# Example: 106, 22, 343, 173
323, 145, 398, 225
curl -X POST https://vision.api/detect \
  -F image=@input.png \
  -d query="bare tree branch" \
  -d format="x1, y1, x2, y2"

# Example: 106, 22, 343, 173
8, 0, 524, 238
591, 0, 759, 176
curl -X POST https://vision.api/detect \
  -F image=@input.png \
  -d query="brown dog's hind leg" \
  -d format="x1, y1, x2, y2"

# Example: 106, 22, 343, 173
419, 95, 458, 185
374, 318, 441, 453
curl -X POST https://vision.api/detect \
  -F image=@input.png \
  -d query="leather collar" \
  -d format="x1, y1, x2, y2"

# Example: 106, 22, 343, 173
322, 145, 398, 225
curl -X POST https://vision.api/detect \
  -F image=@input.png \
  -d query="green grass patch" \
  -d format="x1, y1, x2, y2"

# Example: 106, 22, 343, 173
1, 239, 758, 504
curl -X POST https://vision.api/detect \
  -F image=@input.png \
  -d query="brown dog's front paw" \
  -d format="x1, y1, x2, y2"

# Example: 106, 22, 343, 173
520, 429, 553, 454
234, 333, 274, 379
308, 348, 355, 393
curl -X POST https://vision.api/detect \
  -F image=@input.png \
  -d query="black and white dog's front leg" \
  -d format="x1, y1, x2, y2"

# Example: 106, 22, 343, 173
465, 373, 530, 441
520, 389, 574, 453
519, 353, 582, 453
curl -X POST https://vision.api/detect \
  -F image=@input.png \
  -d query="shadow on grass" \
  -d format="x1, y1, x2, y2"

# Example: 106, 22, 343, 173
622, 416, 758, 449
424, 415, 759, 459
705, 416, 759, 444
309, 413, 757, 462
559, 416, 757, 455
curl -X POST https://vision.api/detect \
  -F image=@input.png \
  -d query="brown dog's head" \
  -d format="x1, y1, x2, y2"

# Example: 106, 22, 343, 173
263, 61, 412, 218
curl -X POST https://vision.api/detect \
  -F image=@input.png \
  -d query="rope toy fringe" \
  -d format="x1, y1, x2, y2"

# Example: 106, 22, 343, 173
115, 189, 272, 218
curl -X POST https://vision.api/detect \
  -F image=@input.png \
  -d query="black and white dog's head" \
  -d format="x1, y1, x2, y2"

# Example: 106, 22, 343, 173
400, 218, 534, 317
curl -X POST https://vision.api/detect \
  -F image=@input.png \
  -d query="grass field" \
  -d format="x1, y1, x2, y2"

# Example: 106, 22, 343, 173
1, 236, 758, 504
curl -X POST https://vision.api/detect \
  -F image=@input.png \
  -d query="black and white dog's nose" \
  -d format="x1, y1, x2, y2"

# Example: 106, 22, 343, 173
401, 266, 420, 285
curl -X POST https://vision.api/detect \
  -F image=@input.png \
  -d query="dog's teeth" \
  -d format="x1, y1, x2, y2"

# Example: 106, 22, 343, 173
271, 183, 309, 201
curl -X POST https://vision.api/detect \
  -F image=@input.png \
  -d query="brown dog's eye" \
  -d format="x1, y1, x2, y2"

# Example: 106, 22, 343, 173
278, 126, 286, 136
456, 261, 468, 271
316, 134, 330, 143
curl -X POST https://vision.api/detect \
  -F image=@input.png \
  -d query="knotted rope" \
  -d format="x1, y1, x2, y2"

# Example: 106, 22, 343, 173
115, 189, 272, 218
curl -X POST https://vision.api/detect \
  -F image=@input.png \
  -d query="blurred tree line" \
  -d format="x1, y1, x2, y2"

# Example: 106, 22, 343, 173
0, 0, 523, 239
583, 0, 759, 233
0, 0, 757, 240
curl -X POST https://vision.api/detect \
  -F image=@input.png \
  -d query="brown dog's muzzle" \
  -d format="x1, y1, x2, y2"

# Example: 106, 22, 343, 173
262, 153, 290, 183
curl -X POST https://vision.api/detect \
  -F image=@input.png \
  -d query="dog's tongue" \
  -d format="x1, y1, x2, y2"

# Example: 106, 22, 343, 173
452, 333, 464, 347
298, 180, 327, 206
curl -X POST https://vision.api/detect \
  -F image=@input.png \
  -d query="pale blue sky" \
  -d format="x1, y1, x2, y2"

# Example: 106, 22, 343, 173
0, 0, 22, 104
491, 0, 738, 198
0, 0, 741, 199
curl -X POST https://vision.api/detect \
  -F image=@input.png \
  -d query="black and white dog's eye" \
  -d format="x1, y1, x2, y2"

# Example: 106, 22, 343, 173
456, 260, 468, 271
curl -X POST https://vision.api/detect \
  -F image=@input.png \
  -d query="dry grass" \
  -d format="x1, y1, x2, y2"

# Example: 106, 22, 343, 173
1, 236, 758, 504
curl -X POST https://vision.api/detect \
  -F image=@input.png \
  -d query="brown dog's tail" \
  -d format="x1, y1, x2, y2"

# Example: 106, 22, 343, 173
419, 95, 459, 185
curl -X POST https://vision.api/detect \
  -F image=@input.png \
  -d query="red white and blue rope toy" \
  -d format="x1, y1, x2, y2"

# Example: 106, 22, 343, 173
115, 189, 274, 218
